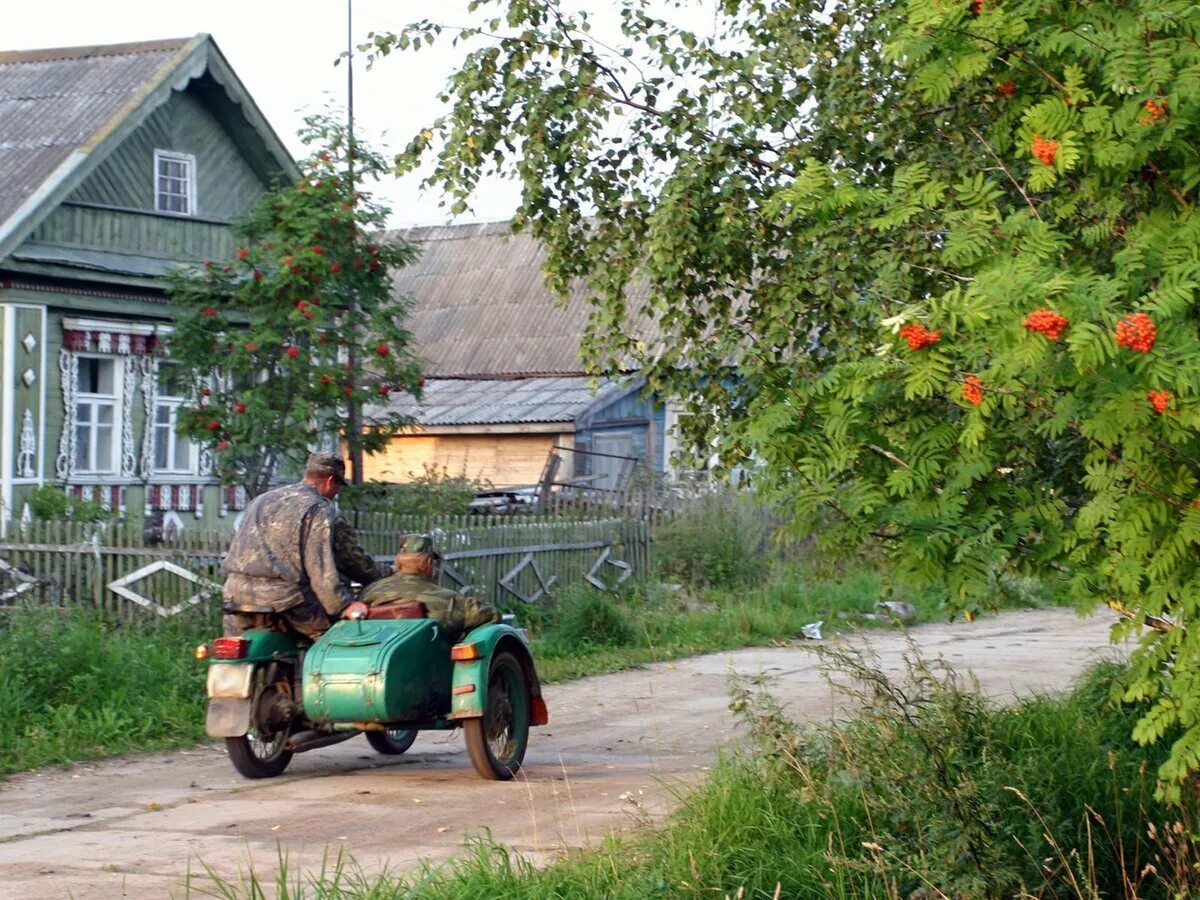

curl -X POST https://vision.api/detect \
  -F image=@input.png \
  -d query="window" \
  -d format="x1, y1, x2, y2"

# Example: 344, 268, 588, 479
153, 364, 196, 474
154, 150, 195, 215
74, 357, 119, 473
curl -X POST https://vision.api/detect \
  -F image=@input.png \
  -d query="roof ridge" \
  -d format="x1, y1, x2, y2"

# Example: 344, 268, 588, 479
0, 36, 200, 66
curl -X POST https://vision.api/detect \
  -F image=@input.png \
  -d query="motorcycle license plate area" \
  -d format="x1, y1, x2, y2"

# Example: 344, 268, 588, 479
302, 618, 454, 724
207, 663, 255, 699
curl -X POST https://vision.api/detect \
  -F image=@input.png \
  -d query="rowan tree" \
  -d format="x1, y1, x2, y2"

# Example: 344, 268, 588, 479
166, 115, 422, 497
371, 0, 1200, 793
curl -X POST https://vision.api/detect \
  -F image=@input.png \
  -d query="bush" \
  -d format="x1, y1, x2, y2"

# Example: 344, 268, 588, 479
25, 484, 114, 524
545, 584, 635, 648
653, 492, 773, 589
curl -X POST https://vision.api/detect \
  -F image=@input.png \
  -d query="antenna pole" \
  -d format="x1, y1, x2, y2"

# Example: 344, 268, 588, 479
345, 0, 364, 485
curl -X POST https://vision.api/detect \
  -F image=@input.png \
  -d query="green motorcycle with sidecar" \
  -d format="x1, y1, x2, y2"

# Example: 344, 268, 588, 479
199, 601, 549, 781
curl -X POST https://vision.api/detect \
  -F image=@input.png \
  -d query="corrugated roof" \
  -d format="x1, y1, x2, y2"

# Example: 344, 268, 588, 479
0, 38, 196, 241
366, 376, 628, 426
390, 222, 653, 378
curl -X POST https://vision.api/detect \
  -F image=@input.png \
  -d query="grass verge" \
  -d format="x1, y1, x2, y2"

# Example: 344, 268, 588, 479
0, 607, 213, 775
191, 654, 1197, 899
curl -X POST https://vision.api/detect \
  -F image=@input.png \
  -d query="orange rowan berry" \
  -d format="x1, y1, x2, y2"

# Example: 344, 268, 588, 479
996, 80, 1016, 98
1147, 390, 1171, 414
1115, 312, 1157, 353
1031, 134, 1058, 166
1022, 309, 1069, 341
898, 323, 942, 350
962, 375, 984, 406
1143, 99, 1168, 123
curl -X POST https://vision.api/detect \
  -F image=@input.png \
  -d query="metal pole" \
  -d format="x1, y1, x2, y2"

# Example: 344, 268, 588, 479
345, 0, 364, 484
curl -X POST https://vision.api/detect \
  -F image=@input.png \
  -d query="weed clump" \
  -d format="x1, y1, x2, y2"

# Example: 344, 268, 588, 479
653, 492, 773, 589
547, 585, 635, 648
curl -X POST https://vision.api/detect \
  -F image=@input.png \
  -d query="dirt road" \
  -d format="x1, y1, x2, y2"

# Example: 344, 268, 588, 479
0, 607, 1123, 898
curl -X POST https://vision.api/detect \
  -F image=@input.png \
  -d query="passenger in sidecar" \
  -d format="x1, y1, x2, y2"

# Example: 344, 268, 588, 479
358, 533, 500, 640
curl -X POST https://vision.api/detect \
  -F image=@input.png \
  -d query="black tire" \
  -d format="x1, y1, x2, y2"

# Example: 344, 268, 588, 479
225, 665, 294, 779
463, 651, 530, 780
365, 729, 418, 755
225, 732, 292, 778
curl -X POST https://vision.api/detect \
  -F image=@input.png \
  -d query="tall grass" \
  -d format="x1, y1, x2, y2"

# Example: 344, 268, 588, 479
0, 607, 214, 774
194, 655, 1198, 899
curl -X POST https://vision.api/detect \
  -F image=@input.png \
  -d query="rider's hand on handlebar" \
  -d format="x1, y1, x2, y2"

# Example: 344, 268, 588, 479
343, 601, 369, 620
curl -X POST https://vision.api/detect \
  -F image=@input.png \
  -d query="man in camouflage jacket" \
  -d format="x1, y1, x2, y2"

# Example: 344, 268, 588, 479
222, 453, 368, 640
332, 512, 390, 589
358, 533, 500, 640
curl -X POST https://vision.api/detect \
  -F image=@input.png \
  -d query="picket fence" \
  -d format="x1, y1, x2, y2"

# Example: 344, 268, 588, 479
0, 515, 649, 618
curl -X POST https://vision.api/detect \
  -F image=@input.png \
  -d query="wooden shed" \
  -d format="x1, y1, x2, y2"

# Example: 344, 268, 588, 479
369, 222, 668, 489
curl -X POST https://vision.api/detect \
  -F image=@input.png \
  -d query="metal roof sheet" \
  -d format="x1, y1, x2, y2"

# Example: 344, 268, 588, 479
389, 222, 654, 378
0, 38, 194, 238
366, 376, 629, 426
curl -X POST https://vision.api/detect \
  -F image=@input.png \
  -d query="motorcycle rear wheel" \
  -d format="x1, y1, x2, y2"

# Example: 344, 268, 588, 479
226, 731, 293, 778
226, 663, 294, 778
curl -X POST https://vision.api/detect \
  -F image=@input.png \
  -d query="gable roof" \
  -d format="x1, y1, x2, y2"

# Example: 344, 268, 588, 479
0, 34, 297, 261
390, 221, 655, 378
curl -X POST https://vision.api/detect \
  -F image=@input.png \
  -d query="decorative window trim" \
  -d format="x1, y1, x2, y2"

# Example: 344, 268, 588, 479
153, 149, 196, 217
17, 409, 36, 478
57, 349, 139, 480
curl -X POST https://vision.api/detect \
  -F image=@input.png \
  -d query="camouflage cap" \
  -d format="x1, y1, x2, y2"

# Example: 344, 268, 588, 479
305, 452, 346, 484
396, 533, 437, 556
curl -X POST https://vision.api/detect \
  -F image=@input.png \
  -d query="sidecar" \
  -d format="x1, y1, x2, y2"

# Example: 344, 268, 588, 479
202, 609, 548, 781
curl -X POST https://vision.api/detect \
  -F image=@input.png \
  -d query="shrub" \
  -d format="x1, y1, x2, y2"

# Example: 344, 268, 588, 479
546, 584, 635, 648
25, 484, 114, 524
653, 491, 773, 589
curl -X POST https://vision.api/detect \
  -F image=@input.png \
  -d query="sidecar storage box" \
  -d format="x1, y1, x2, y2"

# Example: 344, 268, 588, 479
302, 619, 452, 724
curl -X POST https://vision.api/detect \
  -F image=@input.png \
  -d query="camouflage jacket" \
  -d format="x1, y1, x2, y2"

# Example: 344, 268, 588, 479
332, 513, 389, 587
221, 482, 351, 616
357, 572, 501, 638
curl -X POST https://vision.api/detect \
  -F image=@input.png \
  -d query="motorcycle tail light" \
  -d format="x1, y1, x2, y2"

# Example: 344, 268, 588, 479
450, 642, 480, 661
213, 637, 248, 660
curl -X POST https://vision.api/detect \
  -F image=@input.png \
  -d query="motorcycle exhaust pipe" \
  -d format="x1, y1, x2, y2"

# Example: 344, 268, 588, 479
285, 729, 359, 753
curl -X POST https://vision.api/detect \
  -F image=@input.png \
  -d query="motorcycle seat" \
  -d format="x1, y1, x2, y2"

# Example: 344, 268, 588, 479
365, 600, 428, 620
222, 602, 277, 615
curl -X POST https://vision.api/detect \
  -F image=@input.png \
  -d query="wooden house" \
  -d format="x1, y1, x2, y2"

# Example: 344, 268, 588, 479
0, 36, 298, 532
366, 222, 676, 491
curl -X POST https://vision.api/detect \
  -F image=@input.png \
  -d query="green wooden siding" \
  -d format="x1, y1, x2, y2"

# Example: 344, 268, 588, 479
28, 205, 236, 264
67, 88, 268, 221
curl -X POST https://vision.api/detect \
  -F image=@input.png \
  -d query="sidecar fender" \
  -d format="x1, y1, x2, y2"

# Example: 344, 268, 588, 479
449, 624, 548, 726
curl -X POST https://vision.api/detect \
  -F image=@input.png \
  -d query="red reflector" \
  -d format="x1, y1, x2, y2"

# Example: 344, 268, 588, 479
450, 643, 480, 661
453, 683, 476, 695
213, 637, 248, 660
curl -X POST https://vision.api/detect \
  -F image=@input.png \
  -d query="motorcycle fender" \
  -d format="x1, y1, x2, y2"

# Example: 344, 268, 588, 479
206, 698, 252, 737
207, 663, 255, 699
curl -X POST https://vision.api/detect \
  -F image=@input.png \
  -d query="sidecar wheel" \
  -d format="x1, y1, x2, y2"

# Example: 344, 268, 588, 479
365, 729, 417, 755
464, 651, 530, 780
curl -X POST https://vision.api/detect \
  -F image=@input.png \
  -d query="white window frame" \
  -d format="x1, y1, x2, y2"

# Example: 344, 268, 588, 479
151, 365, 197, 475
73, 355, 122, 475
153, 149, 196, 216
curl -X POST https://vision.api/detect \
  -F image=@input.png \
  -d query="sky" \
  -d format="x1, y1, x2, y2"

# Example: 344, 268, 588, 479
4, 0, 528, 227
